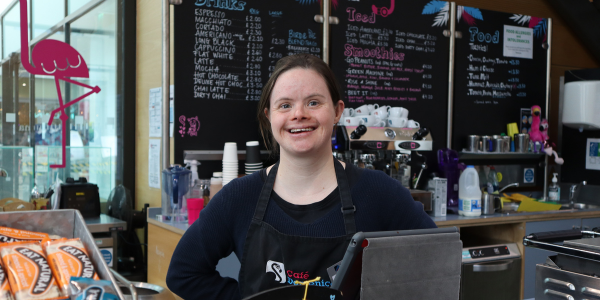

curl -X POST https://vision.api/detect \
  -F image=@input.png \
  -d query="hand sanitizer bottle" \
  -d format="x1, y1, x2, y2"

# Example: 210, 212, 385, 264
548, 173, 560, 201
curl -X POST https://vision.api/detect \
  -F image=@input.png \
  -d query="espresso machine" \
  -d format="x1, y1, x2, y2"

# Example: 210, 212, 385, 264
332, 125, 433, 152
332, 125, 434, 211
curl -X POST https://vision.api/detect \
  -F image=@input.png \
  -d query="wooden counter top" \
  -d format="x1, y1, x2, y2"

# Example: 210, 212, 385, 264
148, 207, 600, 234
432, 209, 600, 227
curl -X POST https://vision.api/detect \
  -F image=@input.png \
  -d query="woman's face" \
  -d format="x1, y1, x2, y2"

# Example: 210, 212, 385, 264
266, 68, 344, 158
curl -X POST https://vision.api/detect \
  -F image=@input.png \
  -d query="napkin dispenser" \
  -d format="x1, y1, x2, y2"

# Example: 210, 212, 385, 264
60, 177, 101, 218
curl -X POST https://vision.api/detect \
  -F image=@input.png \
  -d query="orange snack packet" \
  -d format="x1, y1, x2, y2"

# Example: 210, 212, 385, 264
0, 227, 50, 244
1, 241, 62, 300
0, 262, 13, 300
45, 238, 99, 294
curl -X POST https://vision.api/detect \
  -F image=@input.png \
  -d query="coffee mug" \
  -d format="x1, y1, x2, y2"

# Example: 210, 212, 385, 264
343, 108, 355, 117
387, 117, 407, 128
372, 108, 389, 118
367, 104, 380, 112
389, 107, 408, 118
359, 116, 385, 127
407, 120, 420, 128
343, 116, 362, 126
355, 105, 370, 116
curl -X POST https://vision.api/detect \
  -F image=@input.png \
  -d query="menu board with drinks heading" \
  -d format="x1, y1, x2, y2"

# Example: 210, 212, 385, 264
452, 7, 548, 149
330, 0, 451, 148
174, 0, 322, 163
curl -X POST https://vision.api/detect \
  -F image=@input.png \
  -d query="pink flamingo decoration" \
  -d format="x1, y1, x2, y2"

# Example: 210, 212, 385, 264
372, 0, 395, 17
19, 0, 100, 168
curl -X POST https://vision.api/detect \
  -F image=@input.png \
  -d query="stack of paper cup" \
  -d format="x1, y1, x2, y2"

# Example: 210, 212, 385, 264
222, 142, 238, 186
245, 141, 262, 175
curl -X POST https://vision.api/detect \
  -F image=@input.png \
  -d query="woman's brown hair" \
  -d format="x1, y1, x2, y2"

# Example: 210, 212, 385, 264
257, 53, 342, 153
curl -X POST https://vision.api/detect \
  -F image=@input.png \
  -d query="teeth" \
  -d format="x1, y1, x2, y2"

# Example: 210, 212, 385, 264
290, 128, 314, 133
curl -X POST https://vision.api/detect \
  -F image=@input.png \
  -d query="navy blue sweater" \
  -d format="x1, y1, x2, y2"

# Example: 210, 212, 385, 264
166, 163, 437, 299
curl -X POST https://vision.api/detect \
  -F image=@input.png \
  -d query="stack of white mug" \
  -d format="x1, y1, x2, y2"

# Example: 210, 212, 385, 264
222, 142, 238, 186
340, 104, 420, 129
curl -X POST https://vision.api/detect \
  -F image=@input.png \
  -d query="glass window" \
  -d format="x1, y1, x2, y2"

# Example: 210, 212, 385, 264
68, 0, 90, 15
1, 0, 121, 202
3, 1, 24, 57
32, 0, 64, 39
66, 0, 117, 199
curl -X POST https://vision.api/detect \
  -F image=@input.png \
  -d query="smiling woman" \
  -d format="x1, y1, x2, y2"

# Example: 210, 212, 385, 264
166, 54, 436, 300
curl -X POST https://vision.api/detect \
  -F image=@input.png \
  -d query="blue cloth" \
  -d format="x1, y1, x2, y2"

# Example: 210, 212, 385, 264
166, 163, 437, 299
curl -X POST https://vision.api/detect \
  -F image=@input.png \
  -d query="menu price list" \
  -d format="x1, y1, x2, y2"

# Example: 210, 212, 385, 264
192, 4, 321, 102
463, 54, 527, 105
341, 26, 439, 104
330, 0, 450, 106
451, 6, 548, 148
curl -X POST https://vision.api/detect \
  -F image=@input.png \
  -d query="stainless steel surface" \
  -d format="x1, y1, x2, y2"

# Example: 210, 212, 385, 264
461, 257, 521, 300
384, 128, 396, 139
569, 181, 587, 204
544, 278, 575, 291
499, 182, 519, 193
447, 2, 456, 149
466, 135, 479, 152
184, 150, 271, 161
111, 269, 138, 300
502, 136, 511, 153
472, 261, 512, 272
0, 210, 127, 300
85, 214, 127, 233
502, 202, 519, 212
515, 133, 530, 153
493, 136, 505, 153
564, 236, 600, 252
543, 19, 552, 205
481, 136, 492, 152
162, 0, 170, 170
536, 263, 600, 300
481, 194, 498, 215
322, 0, 330, 64
524, 238, 600, 263
118, 282, 175, 300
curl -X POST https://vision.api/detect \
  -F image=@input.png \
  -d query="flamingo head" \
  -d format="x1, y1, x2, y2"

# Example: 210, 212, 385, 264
531, 105, 541, 117
32, 39, 89, 78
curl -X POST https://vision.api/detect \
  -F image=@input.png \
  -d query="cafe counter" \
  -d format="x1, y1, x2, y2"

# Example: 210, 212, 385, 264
147, 207, 600, 299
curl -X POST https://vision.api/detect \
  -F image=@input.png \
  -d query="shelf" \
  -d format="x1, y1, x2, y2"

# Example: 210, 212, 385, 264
183, 150, 271, 161
458, 152, 546, 160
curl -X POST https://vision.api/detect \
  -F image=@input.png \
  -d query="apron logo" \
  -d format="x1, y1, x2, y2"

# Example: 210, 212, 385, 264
330, 296, 336, 300
265, 260, 286, 284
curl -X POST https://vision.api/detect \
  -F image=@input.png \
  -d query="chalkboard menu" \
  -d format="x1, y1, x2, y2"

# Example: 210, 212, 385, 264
174, 0, 322, 163
330, 0, 451, 149
452, 7, 548, 149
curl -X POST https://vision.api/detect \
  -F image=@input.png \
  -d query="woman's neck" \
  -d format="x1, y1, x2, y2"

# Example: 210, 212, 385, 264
271, 150, 339, 205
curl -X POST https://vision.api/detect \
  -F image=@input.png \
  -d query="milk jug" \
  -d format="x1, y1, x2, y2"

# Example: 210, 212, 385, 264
459, 165, 482, 216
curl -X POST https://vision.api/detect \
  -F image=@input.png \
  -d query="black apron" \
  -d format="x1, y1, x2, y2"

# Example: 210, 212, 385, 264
238, 159, 356, 298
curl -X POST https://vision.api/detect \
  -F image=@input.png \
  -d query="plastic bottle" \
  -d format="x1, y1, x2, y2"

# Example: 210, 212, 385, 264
184, 160, 201, 184
548, 173, 560, 201
487, 166, 499, 193
458, 165, 482, 217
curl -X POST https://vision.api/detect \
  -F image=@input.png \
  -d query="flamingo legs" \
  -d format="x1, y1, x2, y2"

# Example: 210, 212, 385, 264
48, 76, 101, 168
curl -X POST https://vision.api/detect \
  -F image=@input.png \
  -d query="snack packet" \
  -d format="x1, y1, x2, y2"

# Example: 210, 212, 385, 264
0, 262, 13, 300
69, 277, 118, 300
0, 227, 51, 244
1, 241, 63, 300
45, 239, 99, 294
